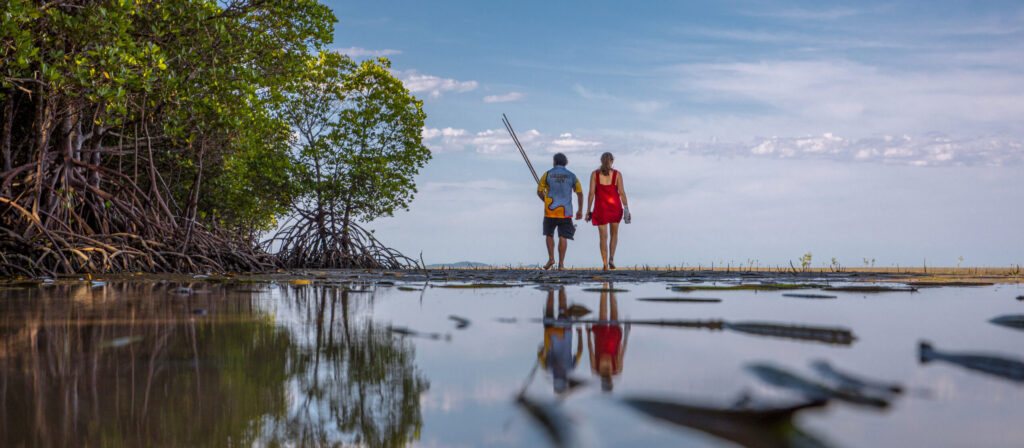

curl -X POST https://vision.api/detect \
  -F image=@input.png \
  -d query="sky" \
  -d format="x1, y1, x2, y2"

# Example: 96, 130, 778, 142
321, 0, 1024, 268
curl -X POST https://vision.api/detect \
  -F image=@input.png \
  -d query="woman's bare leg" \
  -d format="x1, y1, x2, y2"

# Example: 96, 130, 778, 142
608, 222, 619, 269
599, 290, 608, 320
598, 224, 609, 270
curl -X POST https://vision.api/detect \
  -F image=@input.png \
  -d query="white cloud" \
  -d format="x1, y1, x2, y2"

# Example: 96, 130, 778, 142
482, 92, 524, 103
669, 59, 1024, 141
751, 7, 867, 20
551, 133, 602, 152
418, 126, 609, 155
396, 70, 478, 98
334, 46, 402, 58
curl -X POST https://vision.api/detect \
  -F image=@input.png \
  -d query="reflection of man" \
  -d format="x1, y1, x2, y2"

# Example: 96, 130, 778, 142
538, 288, 583, 394
586, 283, 630, 392
537, 153, 583, 270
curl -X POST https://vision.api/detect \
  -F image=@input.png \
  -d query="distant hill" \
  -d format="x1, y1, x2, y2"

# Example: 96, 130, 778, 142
426, 261, 491, 268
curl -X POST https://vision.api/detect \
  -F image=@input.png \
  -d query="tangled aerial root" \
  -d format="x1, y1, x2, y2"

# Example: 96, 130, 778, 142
264, 210, 416, 270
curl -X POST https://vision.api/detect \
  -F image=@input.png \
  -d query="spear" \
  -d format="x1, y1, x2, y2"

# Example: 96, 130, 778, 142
502, 113, 540, 184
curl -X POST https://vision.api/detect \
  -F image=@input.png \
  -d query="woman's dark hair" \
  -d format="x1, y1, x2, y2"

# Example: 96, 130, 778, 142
599, 152, 614, 175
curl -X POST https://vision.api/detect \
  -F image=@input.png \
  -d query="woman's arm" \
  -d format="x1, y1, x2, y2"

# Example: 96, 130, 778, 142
586, 171, 596, 220
616, 323, 630, 374
616, 172, 628, 208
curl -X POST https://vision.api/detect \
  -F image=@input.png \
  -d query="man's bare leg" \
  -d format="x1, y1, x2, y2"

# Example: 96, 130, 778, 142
598, 224, 609, 270
557, 236, 568, 270
544, 236, 555, 269
608, 222, 619, 269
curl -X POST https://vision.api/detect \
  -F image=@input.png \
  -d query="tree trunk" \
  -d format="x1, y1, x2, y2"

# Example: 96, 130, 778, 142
1, 93, 13, 174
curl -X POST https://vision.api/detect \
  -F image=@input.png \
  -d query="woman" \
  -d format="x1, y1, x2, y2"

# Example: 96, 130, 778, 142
586, 283, 630, 392
586, 152, 630, 270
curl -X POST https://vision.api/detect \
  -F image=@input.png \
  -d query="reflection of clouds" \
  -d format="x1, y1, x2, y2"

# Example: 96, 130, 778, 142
419, 381, 518, 413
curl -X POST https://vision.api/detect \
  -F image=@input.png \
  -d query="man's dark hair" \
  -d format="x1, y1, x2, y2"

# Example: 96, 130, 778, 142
553, 153, 568, 166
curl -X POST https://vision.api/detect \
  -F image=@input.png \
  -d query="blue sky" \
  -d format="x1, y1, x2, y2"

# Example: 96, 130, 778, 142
322, 0, 1024, 268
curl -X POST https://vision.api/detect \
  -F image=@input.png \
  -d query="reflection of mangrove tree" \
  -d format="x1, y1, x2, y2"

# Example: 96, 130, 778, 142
270, 286, 428, 447
0, 283, 428, 446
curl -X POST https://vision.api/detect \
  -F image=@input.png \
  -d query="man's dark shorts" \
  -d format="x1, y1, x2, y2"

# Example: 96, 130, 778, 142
543, 217, 576, 240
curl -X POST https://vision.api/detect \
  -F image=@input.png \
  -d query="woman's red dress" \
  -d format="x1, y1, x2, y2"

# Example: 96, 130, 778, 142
591, 169, 622, 226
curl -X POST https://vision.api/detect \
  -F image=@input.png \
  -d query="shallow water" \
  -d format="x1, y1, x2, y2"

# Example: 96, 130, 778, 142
1, 274, 1023, 447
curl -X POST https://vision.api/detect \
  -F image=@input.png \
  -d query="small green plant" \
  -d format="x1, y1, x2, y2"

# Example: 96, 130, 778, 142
800, 252, 813, 271
957, 256, 964, 268
830, 257, 841, 272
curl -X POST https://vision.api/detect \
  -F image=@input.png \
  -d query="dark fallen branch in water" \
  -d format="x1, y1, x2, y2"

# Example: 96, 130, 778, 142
621, 396, 829, 448
823, 285, 917, 292
908, 281, 994, 287
534, 318, 856, 345
920, 341, 1024, 382
746, 363, 891, 408
448, 315, 471, 329
387, 326, 451, 341
781, 293, 837, 299
989, 314, 1024, 331
637, 297, 722, 303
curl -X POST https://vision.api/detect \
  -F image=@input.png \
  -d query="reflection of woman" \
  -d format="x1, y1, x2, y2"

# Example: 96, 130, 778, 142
586, 284, 630, 392
585, 152, 630, 270
538, 288, 583, 395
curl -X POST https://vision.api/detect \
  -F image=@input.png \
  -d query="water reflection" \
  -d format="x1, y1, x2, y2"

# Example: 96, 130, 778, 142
621, 396, 829, 448
538, 288, 584, 395
0, 282, 427, 447
585, 283, 630, 392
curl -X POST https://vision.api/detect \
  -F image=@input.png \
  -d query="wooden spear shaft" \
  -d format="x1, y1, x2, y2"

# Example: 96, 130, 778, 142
502, 114, 540, 184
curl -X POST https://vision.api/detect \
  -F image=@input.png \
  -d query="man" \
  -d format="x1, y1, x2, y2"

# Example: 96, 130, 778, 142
537, 152, 583, 270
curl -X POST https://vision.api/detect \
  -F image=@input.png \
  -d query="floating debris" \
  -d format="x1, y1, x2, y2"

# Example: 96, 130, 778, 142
637, 297, 722, 303
397, 286, 422, 291
565, 304, 591, 318
435, 283, 522, 289
909, 281, 994, 287
810, 360, 903, 396
670, 283, 826, 292
724, 322, 856, 345
193, 274, 210, 279
781, 293, 837, 299
388, 326, 450, 341
621, 396, 828, 448
582, 287, 629, 292
448, 315, 471, 329
495, 317, 518, 324
192, 308, 208, 316
1017, 295, 1024, 301
823, 285, 917, 293
919, 341, 1024, 382
989, 315, 1024, 331
516, 394, 576, 448
90, 281, 107, 288
171, 287, 193, 295
99, 335, 143, 349
289, 279, 312, 285
746, 363, 890, 408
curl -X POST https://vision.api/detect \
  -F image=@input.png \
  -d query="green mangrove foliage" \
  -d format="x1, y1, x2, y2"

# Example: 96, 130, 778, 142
267, 55, 430, 269
0, 1, 428, 275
